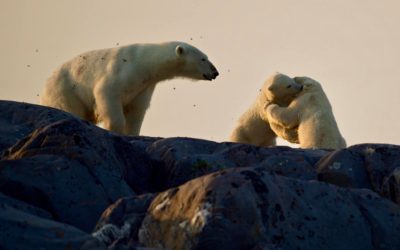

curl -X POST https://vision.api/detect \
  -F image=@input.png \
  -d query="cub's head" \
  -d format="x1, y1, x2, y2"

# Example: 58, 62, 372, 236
175, 43, 219, 81
293, 76, 322, 91
264, 73, 303, 105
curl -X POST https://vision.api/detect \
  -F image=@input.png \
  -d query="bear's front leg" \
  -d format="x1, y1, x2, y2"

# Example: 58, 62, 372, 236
123, 84, 156, 135
263, 103, 299, 129
269, 122, 299, 144
94, 83, 126, 134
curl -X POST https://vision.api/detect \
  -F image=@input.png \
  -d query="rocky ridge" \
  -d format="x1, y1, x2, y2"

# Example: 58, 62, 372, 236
0, 100, 399, 250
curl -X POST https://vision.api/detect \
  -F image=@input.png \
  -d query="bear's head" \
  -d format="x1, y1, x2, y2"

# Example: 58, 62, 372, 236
264, 73, 303, 105
293, 76, 323, 92
175, 43, 219, 81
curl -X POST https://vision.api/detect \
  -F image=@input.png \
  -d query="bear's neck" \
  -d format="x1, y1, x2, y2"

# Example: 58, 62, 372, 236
138, 43, 183, 84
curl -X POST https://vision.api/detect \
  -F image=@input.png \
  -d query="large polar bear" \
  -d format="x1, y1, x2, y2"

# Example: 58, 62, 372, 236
230, 73, 303, 146
40, 41, 219, 135
262, 76, 346, 149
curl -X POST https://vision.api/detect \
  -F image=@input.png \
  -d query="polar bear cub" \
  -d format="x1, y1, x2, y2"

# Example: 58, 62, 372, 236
230, 73, 303, 146
41, 41, 219, 135
263, 76, 346, 149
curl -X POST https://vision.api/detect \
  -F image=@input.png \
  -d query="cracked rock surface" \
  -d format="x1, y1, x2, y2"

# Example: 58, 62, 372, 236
0, 100, 400, 249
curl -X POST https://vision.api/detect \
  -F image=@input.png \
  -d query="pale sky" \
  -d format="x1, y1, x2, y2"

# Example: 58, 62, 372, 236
1, 0, 400, 146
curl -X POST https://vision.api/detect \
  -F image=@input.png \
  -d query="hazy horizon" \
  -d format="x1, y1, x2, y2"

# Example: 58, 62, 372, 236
1, 0, 400, 146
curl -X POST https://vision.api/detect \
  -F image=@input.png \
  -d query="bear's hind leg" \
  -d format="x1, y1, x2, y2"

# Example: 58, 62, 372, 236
41, 70, 90, 120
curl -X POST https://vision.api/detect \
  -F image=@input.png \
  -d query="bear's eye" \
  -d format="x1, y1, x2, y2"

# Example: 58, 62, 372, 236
201, 58, 206, 62
286, 85, 292, 88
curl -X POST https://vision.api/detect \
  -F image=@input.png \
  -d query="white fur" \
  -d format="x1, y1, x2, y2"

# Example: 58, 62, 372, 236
230, 73, 303, 146
40, 41, 218, 135
264, 76, 346, 149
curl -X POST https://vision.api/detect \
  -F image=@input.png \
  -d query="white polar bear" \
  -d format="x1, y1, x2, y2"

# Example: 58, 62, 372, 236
230, 73, 303, 146
40, 41, 219, 135
263, 76, 346, 149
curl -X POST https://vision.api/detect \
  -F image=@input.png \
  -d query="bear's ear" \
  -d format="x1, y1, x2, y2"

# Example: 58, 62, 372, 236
293, 77, 306, 84
175, 45, 185, 56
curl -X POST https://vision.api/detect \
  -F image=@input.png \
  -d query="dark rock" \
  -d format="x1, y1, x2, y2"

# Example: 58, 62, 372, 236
0, 101, 73, 154
0, 192, 52, 219
0, 101, 138, 232
316, 144, 400, 204
381, 167, 400, 204
0, 204, 105, 249
93, 193, 156, 248
139, 167, 400, 250
95, 194, 156, 230
145, 138, 328, 191
123, 137, 162, 194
